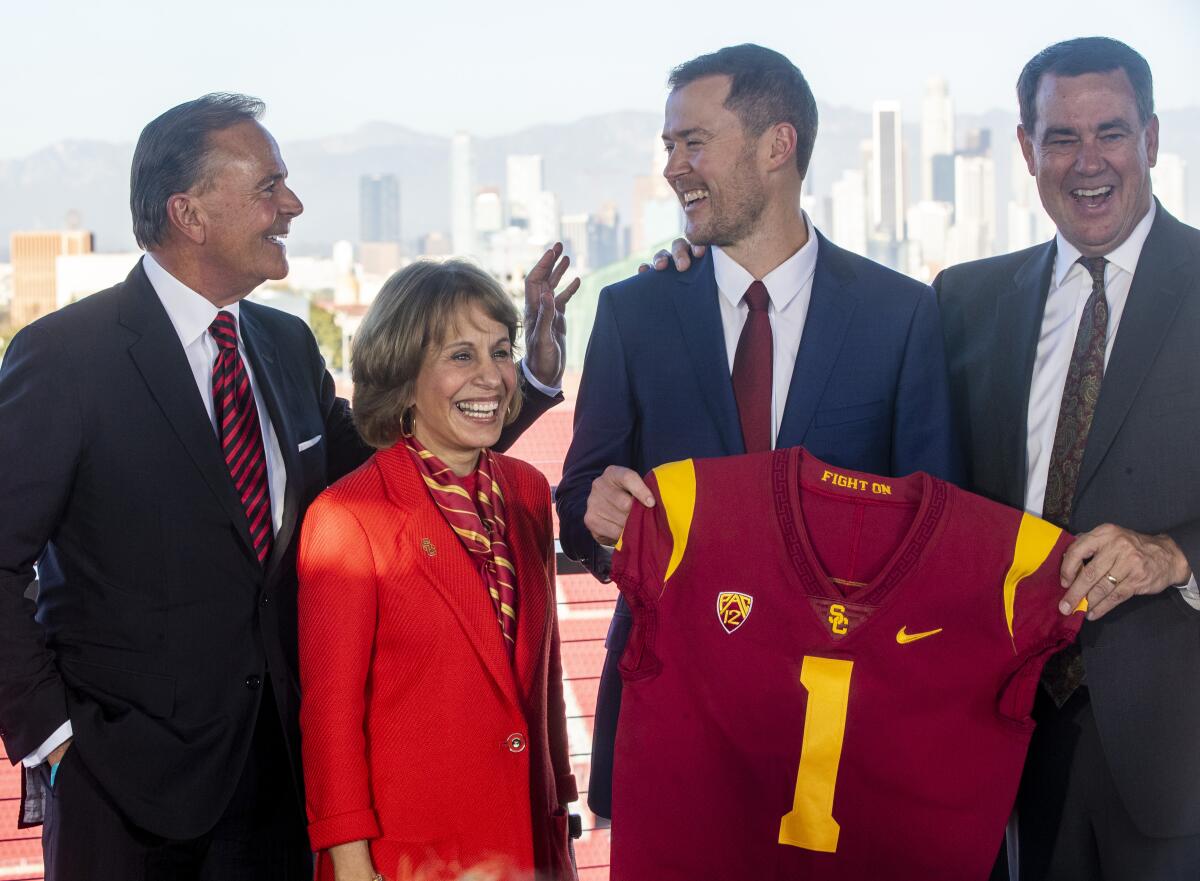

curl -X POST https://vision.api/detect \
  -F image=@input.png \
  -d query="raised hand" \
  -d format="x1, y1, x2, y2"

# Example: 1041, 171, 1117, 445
524, 242, 581, 388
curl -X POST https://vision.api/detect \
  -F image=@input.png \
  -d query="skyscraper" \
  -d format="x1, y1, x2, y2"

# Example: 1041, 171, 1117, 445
10, 229, 93, 328
1153, 153, 1188, 223
871, 101, 905, 243
506, 155, 545, 229
1007, 140, 1055, 251
359, 174, 400, 244
358, 174, 402, 276
450, 132, 475, 257
921, 78, 955, 202
831, 169, 868, 257
951, 153, 996, 263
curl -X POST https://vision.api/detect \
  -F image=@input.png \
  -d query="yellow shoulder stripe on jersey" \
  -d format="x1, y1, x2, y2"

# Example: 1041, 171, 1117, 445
614, 459, 697, 584
655, 459, 697, 584
1002, 513, 1072, 650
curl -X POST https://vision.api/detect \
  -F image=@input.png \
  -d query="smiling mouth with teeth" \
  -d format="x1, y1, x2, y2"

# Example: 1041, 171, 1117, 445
455, 401, 500, 420
681, 188, 710, 208
1071, 186, 1113, 204
265, 233, 288, 245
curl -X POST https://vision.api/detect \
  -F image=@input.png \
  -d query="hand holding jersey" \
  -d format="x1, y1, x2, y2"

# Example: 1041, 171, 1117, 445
609, 449, 1086, 880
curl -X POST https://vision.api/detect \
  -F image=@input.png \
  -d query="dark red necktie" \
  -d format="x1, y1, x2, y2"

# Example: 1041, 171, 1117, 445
732, 280, 773, 453
209, 311, 273, 565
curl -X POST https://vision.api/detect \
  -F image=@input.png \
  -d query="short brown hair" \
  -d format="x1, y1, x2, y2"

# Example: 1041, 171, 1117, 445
668, 44, 819, 180
351, 260, 522, 449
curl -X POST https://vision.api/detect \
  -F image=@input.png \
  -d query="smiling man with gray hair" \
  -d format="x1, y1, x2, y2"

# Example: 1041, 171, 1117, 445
0, 93, 572, 880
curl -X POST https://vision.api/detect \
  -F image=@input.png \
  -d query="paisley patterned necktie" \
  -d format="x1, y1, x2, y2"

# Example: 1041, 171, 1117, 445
1041, 255, 1108, 707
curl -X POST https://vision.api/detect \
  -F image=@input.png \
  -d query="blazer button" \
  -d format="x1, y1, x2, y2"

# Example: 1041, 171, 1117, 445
506, 733, 526, 753
245, 675, 262, 690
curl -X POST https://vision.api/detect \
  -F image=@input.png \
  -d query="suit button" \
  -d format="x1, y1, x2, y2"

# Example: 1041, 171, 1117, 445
506, 733, 526, 753
245, 675, 261, 690
260, 594, 270, 606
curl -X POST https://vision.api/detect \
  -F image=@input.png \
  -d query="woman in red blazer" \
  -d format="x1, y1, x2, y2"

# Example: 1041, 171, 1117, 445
298, 257, 577, 881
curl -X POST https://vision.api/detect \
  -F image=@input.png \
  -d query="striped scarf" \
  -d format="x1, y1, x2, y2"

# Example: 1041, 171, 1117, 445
404, 434, 518, 660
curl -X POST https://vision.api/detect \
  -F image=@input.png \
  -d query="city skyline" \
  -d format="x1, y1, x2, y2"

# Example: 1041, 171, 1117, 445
2, 0, 1197, 160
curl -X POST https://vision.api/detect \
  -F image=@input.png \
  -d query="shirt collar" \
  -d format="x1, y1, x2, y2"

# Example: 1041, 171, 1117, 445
142, 252, 240, 349
712, 212, 819, 310
1053, 200, 1156, 288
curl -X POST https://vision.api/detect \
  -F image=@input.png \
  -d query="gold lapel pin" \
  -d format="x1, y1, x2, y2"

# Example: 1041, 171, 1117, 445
421, 538, 437, 557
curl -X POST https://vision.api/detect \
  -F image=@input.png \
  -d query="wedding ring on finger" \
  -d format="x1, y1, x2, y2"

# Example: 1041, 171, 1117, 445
1105, 573, 1120, 586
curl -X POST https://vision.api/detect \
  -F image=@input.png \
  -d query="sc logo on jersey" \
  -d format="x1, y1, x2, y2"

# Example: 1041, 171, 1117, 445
828, 603, 850, 635
717, 592, 754, 634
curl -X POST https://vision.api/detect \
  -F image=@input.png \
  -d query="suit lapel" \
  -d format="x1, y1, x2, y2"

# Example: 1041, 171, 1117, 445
778, 234, 857, 447
377, 447, 522, 709
1075, 209, 1193, 504
239, 306, 301, 578
671, 253, 744, 455
118, 264, 257, 558
993, 242, 1056, 505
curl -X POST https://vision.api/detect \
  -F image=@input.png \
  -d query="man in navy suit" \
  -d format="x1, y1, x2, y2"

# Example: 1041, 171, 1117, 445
556, 44, 960, 820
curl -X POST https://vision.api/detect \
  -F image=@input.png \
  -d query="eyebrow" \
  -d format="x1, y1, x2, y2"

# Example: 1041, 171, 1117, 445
444, 336, 512, 349
662, 127, 714, 141
1041, 118, 1134, 141
256, 172, 285, 188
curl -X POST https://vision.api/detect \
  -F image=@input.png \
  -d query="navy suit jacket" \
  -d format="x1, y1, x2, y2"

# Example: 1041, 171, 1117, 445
556, 232, 960, 817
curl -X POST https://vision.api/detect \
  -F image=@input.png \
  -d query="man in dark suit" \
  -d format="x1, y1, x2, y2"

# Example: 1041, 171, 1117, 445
935, 37, 1200, 880
556, 44, 960, 820
0, 93, 572, 880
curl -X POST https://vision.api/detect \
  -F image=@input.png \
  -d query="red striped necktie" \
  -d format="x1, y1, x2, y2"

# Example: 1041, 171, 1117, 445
209, 311, 273, 566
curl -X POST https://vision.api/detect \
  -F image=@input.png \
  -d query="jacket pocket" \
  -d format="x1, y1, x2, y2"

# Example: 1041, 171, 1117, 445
59, 657, 175, 719
813, 399, 886, 427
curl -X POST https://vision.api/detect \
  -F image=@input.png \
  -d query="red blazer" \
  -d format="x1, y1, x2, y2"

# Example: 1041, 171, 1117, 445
298, 444, 577, 881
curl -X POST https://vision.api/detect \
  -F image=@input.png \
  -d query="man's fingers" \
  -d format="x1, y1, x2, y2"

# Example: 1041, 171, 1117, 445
612, 470, 654, 507
690, 243, 708, 259
670, 238, 692, 270
637, 262, 651, 274
1060, 528, 1108, 585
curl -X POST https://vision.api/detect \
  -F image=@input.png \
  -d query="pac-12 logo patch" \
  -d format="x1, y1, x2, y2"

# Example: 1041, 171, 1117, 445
717, 592, 754, 634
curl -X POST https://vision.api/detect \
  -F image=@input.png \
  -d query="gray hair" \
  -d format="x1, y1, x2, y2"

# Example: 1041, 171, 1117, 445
130, 92, 265, 249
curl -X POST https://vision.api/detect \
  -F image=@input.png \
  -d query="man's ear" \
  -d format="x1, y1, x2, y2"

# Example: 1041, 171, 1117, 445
166, 193, 206, 245
1016, 124, 1037, 177
764, 122, 798, 174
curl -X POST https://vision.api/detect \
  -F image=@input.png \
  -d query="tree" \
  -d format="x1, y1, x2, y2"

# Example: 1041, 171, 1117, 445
308, 298, 343, 372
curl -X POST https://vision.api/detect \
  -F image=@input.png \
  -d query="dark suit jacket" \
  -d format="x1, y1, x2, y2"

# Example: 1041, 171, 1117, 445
0, 261, 556, 839
557, 233, 961, 816
935, 201, 1200, 838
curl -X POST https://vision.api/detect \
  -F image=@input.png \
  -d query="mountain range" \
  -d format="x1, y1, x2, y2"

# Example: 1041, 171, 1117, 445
2, 105, 1198, 262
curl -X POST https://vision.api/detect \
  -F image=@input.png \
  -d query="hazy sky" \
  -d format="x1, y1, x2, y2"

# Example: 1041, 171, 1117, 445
2, 0, 1197, 159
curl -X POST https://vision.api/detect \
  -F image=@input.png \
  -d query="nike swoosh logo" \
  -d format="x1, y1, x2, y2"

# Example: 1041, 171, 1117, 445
896, 626, 943, 644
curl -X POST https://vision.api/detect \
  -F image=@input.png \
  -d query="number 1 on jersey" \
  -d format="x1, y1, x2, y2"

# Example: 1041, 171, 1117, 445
778, 656, 854, 853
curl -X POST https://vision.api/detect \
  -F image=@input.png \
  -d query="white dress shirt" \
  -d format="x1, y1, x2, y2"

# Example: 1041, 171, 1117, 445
1024, 202, 1198, 607
711, 214, 819, 449
24, 253, 290, 767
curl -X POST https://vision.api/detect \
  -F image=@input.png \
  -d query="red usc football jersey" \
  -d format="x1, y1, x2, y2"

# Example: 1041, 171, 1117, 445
609, 447, 1085, 881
